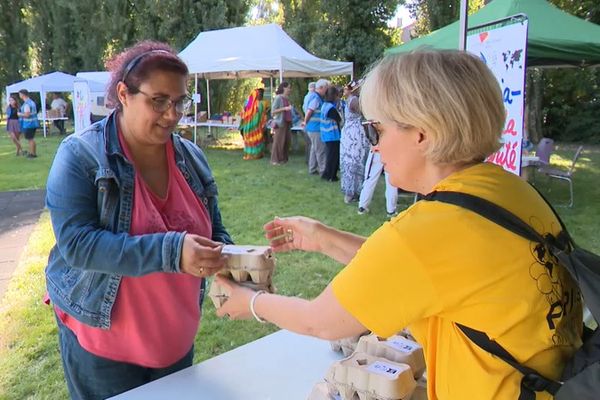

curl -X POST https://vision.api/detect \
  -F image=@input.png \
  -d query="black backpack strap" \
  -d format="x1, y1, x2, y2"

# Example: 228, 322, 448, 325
423, 191, 545, 244
422, 190, 563, 398
457, 324, 562, 399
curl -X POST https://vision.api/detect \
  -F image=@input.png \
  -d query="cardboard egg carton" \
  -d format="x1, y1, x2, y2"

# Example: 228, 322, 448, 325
411, 377, 428, 400
309, 375, 429, 400
208, 278, 275, 309
398, 329, 417, 343
208, 245, 276, 310
218, 245, 275, 284
307, 382, 337, 400
330, 331, 371, 357
325, 352, 416, 400
355, 335, 425, 379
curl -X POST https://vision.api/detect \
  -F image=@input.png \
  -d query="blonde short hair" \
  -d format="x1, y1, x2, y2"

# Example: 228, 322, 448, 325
360, 50, 505, 164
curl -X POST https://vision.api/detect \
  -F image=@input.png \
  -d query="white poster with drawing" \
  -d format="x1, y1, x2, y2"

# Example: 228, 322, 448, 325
73, 79, 91, 133
467, 18, 528, 175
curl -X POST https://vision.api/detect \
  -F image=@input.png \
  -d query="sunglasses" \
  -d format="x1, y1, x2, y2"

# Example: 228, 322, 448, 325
361, 120, 416, 146
361, 120, 382, 146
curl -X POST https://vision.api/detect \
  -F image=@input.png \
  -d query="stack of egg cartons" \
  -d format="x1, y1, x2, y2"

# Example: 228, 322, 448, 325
329, 331, 370, 357
309, 333, 427, 400
209, 245, 276, 308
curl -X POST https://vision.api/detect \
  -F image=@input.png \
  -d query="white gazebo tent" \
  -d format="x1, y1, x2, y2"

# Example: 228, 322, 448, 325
178, 24, 354, 141
73, 71, 112, 132
5, 71, 76, 137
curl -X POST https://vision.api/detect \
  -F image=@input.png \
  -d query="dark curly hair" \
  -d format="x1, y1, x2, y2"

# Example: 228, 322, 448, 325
105, 40, 188, 110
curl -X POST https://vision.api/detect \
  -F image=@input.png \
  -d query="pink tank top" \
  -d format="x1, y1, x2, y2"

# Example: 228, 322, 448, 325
57, 134, 212, 367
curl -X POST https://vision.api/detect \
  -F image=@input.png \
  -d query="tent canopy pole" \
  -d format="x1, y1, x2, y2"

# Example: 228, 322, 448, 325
194, 74, 198, 144
206, 79, 211, 137
459, 0, 469, 50
41, 88, 47, 138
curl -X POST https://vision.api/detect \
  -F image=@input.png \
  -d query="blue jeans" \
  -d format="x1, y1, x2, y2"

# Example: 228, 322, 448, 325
56, 315, 194, 400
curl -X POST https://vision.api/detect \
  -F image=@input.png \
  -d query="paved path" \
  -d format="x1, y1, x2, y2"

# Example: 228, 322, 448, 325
0, 189, 46, 301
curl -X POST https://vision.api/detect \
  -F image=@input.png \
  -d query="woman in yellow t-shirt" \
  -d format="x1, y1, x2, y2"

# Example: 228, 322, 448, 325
216, 51, 582, 399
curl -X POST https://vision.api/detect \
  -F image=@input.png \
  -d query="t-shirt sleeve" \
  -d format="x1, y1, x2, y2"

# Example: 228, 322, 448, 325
331, 221, 441, 338
272, 95, 283, 111
308, 98, 320, 111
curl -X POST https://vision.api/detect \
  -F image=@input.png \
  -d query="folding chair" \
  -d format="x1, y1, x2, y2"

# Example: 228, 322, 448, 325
538, 145, 584, 208
535, 137, 555, 167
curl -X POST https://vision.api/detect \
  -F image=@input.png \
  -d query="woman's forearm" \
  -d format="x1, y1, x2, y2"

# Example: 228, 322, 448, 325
315, 223, 366, 264
253, 285, 367, 340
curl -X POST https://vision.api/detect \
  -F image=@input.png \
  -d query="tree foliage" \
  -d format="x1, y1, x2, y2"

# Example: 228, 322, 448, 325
407, 0, 485, 36
0, 0, 250, 99
280, 0, 402, 77
1, 0, 407, 118
539, 0, 600, 143
408, 0, 600, 143
0, 0, 29, 92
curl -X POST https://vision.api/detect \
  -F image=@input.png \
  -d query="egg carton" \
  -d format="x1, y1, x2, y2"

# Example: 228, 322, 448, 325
355, 335, 425, 379
325, 352, 416, 400
307, 382, 339, 400
218, 245, 276, 284
398, 329, 417, 343
330, 331, 371, 357
411, 377, 428, 400
208, 277, 275, 309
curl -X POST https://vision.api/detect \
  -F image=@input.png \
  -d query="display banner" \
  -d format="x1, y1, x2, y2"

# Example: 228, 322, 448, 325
73, 79, 91, 133
467, 16, 528, 175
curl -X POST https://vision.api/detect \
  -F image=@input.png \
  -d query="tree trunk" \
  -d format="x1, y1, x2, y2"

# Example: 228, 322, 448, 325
526, 68, 544, 143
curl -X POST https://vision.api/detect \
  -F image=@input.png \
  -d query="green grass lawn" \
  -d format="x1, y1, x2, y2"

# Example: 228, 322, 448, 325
0, 130, 599, 398
0, 119, 73, 191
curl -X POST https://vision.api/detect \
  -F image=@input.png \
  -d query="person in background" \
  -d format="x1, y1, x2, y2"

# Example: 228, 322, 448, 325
17, 89, 39, 158
302, 81, 316, 114
45, 41, 232, 400
303, 79, 329, 175
340, 80, 369, 204
320, 86, 341, 182
270, 81, 293, 165
50, 93, 68, 135
215, 50, 582, 400
336, 85, 346, 129
240, 88, 268, 160
300, 81, 316, 164
357, 149, 398, 218
6, 95, 23, 156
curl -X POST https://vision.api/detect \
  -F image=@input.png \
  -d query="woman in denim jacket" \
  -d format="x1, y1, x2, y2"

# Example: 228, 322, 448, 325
45, 41, 233, 399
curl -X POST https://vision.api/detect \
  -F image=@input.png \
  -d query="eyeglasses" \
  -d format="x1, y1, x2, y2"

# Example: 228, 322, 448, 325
362, 120, 382, 146
131, 87, 192, 114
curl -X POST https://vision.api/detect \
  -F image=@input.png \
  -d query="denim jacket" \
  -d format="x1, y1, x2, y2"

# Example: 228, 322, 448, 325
45, 112, 233, 329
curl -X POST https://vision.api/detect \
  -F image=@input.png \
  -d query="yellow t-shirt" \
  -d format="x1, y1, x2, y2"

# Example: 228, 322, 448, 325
332, 163, 582, 400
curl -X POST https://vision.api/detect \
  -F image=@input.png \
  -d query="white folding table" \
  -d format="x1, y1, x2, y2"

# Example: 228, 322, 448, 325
110, 330, 343, 400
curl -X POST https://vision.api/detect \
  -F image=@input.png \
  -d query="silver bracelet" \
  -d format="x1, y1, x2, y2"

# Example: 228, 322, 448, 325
250, 290, 267, 323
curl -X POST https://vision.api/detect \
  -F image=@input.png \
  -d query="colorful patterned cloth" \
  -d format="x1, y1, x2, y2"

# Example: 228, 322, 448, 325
239, 89, 267, 160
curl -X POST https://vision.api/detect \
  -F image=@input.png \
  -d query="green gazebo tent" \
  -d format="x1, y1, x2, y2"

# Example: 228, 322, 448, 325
387, 0, 600, 67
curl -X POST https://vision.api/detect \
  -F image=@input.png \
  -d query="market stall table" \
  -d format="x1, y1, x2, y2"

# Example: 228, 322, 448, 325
521, 155, 540, 181
110, 330, 343, 400
40, 116, 68, 136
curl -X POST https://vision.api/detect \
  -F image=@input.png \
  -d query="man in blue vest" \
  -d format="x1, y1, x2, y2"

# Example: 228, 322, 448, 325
302, 79, 329, 175
18, 89, 40, 158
